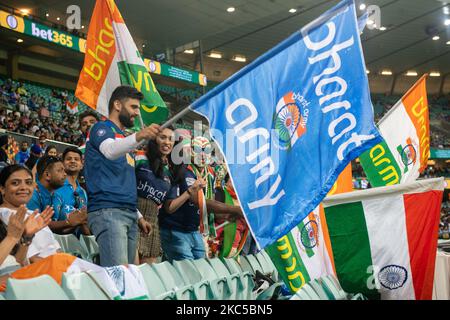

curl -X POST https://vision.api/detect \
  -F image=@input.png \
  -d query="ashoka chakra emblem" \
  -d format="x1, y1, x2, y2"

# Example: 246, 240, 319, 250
300, 221, 319, 249
378, 265, 408, 290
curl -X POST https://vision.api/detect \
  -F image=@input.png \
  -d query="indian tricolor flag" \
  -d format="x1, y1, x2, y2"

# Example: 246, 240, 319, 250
265, 164, 352, 294
75, 0, 168, 129
323, 177, 445, 300
360, 75, 429, 187
66, 100, 79, 115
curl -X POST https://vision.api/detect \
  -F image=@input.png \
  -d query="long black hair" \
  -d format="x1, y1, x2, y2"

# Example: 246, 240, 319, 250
145, 126, 185, 185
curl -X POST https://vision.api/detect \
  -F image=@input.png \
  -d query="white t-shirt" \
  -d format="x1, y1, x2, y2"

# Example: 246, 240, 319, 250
0, 208, 61, 259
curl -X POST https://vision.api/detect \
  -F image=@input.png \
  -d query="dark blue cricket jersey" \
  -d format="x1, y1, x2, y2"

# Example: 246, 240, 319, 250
85, 120, 137, 212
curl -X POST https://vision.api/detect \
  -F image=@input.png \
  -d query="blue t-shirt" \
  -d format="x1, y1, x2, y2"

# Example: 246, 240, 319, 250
159, 168, 200, 232
55, 178, 88, 220
15, 150, 30, 166
27, 181, 64, 221
136, 163, 171, 206
85, 120, 137, 212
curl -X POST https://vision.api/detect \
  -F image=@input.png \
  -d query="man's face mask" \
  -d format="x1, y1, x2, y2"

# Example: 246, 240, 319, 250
191, 136, 212, 168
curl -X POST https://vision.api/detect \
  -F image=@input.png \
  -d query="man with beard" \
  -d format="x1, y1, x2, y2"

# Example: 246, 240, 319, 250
55, 146, 90, 236
28, 155, 87, 234
84, 85, 159, 267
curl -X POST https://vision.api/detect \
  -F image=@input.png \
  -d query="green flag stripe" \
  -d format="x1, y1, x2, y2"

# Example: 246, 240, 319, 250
359, 140, 402, 187
325, 202, 381, 299
266, 230, 311, 293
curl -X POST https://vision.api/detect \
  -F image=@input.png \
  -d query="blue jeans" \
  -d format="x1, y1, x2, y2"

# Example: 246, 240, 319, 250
88, 208, 138, 267
160, 227, 206, 263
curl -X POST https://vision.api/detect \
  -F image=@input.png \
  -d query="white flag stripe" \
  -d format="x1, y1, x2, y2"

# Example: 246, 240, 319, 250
363, 195, 415, 299
378, 101, 421, 183
323, 177, 445, 207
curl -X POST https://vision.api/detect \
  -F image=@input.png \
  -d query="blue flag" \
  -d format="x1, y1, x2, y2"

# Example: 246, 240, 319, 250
190, 0, 382, 249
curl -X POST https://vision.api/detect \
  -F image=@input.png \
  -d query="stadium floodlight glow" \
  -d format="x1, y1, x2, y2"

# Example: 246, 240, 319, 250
445, 19, 450, 26
379, 26, 387, 31
17, 38, 23, 43
444, 6, 450, 15
366, 69, 370, 74
20, 9, 30, 15
430, 72, 441, 77
447, 40, 450, 45
208, 52, 222, 59
45, 13, 49, 17
142, 44, 146, 48
432, 35, 440, 41
232, 55, 246, 62
381, 70, 392, 76
56, 17, 60, 21
406, 71, 418, 76
289, 8, 297, 13
227, 7, 235, 13
184, 49, 194, 54
81, 25, 85, 29
360, 4, 366, 10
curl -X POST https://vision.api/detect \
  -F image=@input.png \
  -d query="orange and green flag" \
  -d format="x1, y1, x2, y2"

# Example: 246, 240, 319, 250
75, 0, 168, 129
359, 75, 429, 187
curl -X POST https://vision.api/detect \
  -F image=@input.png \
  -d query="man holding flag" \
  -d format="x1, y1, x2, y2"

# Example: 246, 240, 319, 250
84, 85, 159, 267
75, 0, 169, 266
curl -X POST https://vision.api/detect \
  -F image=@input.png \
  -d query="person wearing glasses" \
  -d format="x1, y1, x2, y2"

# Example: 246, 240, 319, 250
55, 146, 90, 236
84, 85, 160, 267
27, 155, 87, 235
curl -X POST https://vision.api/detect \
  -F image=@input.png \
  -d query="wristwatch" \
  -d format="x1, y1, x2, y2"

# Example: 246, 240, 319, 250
20, 234, 35, 246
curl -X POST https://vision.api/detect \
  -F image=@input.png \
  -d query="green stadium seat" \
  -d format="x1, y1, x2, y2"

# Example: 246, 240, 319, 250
220, 258, 256, 299
53, 233, 90, 262
5, 275, 69, 300
80, 235, 100, 264
151, 261, 196, 300
137, 264, 175, 300
207, 258, 253, 300
323, 275, 348, 300
299, 283, 321, 300
61, 272, 111, 300
190, 259, 233, 299
308, 279, 331, 300
256, 251, 279, 282
172, 259, 216, 300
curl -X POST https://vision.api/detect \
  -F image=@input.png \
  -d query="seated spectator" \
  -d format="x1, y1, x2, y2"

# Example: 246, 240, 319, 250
7, 90, 18, 106
14, 141, 30, 166
0, 165, 59, 267
55, 147, 90, 236
18, 98, 29, 115
16, 83, 27, 97
27, 95, 37, 111
28, 155, 87, 235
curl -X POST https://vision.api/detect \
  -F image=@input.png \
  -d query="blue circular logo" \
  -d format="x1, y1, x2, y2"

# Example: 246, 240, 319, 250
6, 15, 18, 29
378, 265, 408, 290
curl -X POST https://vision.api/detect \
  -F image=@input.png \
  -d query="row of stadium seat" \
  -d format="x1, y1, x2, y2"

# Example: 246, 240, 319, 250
0, 232, 364, 300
